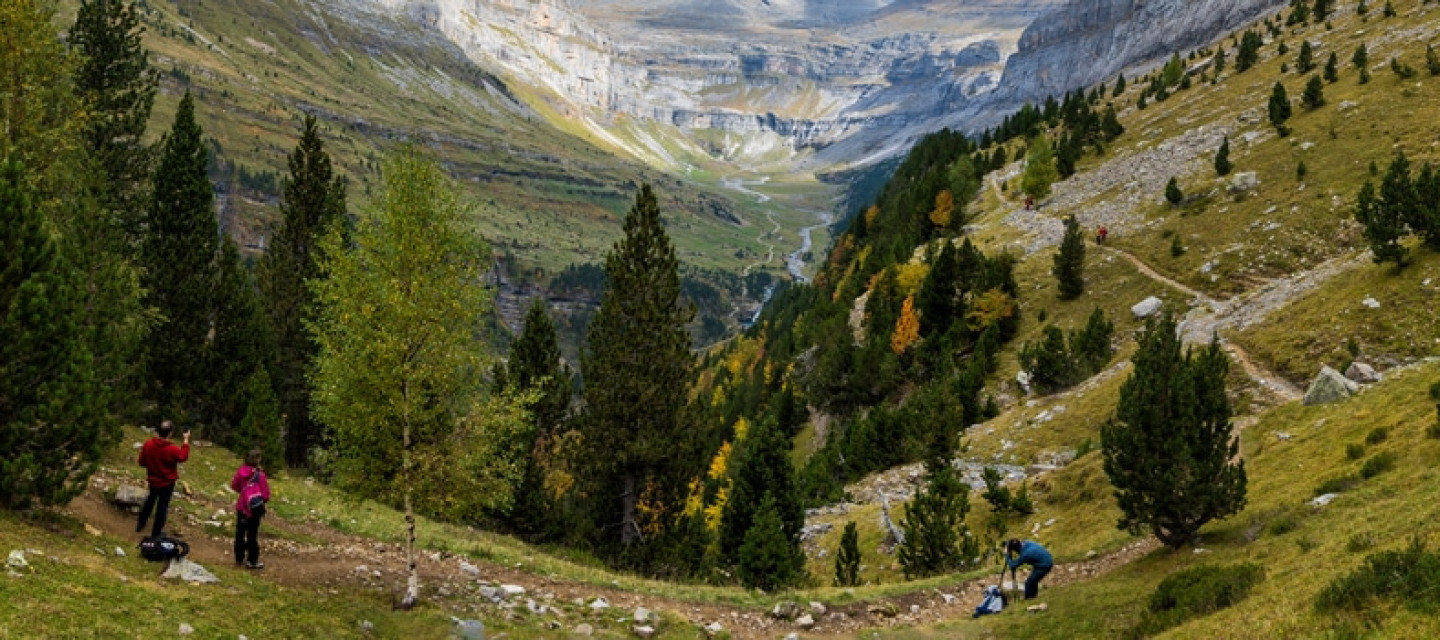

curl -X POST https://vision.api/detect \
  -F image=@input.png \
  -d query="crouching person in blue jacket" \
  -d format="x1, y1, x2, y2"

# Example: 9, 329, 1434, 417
1005, 538, 1054, 600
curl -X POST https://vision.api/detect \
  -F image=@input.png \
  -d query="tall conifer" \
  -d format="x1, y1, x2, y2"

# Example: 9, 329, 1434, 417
1053, 216, 1085, 300
580, 185, 696, 548
209, 238, 272, 432
497, 298, 571, 536
142, 91, 218, 420
260, 115, 347, 467
1101, 312, 1246, 548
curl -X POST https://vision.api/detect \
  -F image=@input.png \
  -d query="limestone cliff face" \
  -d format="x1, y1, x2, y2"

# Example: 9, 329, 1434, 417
363, 0, 1286, 169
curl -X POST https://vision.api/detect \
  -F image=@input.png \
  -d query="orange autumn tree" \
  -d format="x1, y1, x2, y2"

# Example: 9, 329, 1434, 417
891, 295, 921, 354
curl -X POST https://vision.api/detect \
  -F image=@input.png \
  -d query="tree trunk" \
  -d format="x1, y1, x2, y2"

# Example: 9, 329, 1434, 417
400, 488, 418, 609
620, 473, 639, 546
879, 489, 905, 545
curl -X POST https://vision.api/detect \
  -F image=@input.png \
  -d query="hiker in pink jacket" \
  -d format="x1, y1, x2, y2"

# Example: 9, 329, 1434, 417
229, 449, 271, 569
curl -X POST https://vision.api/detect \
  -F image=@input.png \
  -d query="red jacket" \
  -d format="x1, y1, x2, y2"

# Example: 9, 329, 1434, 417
229, 464, 271, 517
138, 437, 190, 488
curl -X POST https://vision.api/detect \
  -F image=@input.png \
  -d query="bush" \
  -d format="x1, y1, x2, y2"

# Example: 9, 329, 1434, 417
1360, 451, 1396, 479
1364, 427, 1388, 445
1345, 443, 1366, 460
1130, 564, 1265, 638
1346, 532, 1377, 553
1315, 474, 1361, 496
1267, 514, 1300, 536
1316, 538, 1440, 614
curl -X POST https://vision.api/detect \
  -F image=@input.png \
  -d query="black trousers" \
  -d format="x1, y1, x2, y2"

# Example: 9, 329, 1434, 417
1024, 564, 1053, 599
136, 484, 174, 538
235, 511, 263, 564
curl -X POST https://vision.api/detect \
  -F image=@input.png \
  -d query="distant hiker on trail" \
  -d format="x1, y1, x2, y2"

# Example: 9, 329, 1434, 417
1005, 538, 1054, 600
230, 448, 271, 569
1025, 194, 1035, 210
136, 420, 190, 538
1097, 225, 1109, 244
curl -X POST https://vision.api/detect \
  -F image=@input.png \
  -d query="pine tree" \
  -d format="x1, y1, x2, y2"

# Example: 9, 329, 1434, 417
1113, 73, 1127, 96
1071, 307, 1115, 373
1288, 0, 1311, 24
142, 91, 218, 421
1354, 44, 1370, 84
497, 298, 571, 535
1053, 215, 1085, 300
580, 184, 696, 549
1213, 47, 1227, 75
69, 0, 157, 236
260, 115, 347, 467
236, 365, 284, 469
1021, 135, 1059, 201
834, 521, 861, 587
1324, 52, 1340, 82
1101, 312, 1246, 548
311, 148, 528, 609
1214, 136, 1233, 176
918, 240, 959, 338
1019, 325, 1074, 392
1236, 31, 1262, 72
897, 422, 979, 578
737, 493, 798, 591
1313, 0, 1333, 20
1161, 53, 1185, 86
1302, 74, 1326, 108
1297, 40, 1315, 73
1268, 82, 1293, 136
209, 238, 272, 432
1357, 153, 1416, 268
1415, 163, 1440, 250
1166, 177, 1185, 205
0, 161, 108, 509
720, 419, 803, 572
1383, 0, 1395, 17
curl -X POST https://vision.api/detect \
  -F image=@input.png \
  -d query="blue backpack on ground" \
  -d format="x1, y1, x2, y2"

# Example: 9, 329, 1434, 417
138, 536, 189, 562
973, 584, 1007, 618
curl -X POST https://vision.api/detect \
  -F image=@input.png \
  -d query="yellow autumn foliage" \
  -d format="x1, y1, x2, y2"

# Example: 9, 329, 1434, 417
929, 189, 955, 228
708, 441, 733, 480
864, 204, 880, 227
896, 262, 929, 295
704, 486, 729, 531
967, 288, 1016, 331
733, 416, 751, 442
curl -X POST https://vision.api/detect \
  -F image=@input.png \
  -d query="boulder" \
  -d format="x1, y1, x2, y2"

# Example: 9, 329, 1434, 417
453, 618, 486, 640
161, 558, 219, 584
1303, 366, 1359, 405
633, 607, 651, 624
1310, 493, 1339, 508
459, 560, 481, 578
589, 597, 610, 611
1361, 297, 1381, 309
113, 485, 147, 507
704, 622, 725, 637
178, 623, 194, 635
499, 584, 526, 598
6, 550, 28, 570
1345, 362, 1380, 384
1229, 171, 1260, 194
796, 613, 816, 629
771, 601, 801, 620
1131, 296, 1163, 319
632, 625, 655, 638
809, 601, 827, 616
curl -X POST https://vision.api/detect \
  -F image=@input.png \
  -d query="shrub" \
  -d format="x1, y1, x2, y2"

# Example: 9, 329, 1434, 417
1267, 514, 1300, 536
1345, 443, 1366, 460
833, 521, 861, 587
1171, 235, 1186, 257
1166, 177, 1184, 205
1346, 532, 1377, 553
1130, 564, 1265, 637
1315, 474, 1361, 496
1360, 452, 1396, 479
1364, 427, 1388, 445
1391, 57, 1416, 79
1075, 437, 1093, 458
1298, 537, 1320, 553
1316, 538, 1440, 614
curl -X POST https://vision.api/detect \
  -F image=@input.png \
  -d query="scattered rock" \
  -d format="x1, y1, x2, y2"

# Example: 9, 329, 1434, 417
1303, 366, 1360, 405
1276, 432, 1292, 441
6, 550, 28, 570
632, 625, 655, 638
771, 601, 801, 620
113, 485, 147, 507
1345, 362, 1380, 384
499, 584, 525, 598
785, 634, 800, 640
809, 601, 827, 616
479, 586, 500, 603
459, 561, 480, 578
573, 623, 594, 636
178, 623, 194, 635
1026, 603, 1049, 613
1229, 172, 1260, 194
1131, 296, 1163, 319
453, 618, 485, 639
589, 597, 610, 611
1016, 370, 1033, 395
1310, 493, 1339, 507
868, 601, 899, 618
633, 607, 651, 624
704, 621, 725, 636
161, 558, 220, 584
84, 524, 102, 537
359, 620, 374, 633
1361, 297, 1381, 309
113, 547, 126, 558
941, 593, 958, 605
1193, 548, 1212, 554
796, 613, 816, 629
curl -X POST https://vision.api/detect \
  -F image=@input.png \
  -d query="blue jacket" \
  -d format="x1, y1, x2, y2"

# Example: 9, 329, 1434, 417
1007, 541, 1054, 570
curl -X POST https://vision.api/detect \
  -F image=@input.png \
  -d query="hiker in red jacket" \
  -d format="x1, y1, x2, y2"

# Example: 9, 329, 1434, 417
136, 420, 190, 538
230, 448, 271, 569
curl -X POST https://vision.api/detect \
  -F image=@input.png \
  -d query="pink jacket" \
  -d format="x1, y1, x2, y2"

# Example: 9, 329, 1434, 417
229, 465, 271, 517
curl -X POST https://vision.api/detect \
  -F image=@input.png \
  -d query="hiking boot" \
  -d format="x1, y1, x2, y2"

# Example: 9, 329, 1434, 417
245, 561, 264, 570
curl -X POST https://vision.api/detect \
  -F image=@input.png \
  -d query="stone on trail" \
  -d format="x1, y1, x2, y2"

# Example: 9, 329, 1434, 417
632, 625, 655, 638
161, 558, 219, 584
796, 613, 816, 629
452, 618, 485, 640
589, 597, 610, 611
771, 601, 801, 620
1303, 366, 1359, 405
1026, 603, 1049, 613
1131, 296, 1163, 319
499, 584, 525, 598
113, 485, 146, 507
459, 560, 480, 578
1344, 362, 1380, 384
809, 601, 827, 616
633, 607, 651, 623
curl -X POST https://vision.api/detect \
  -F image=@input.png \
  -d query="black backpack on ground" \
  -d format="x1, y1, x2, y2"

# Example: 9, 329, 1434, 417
138, 536, 190, 562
